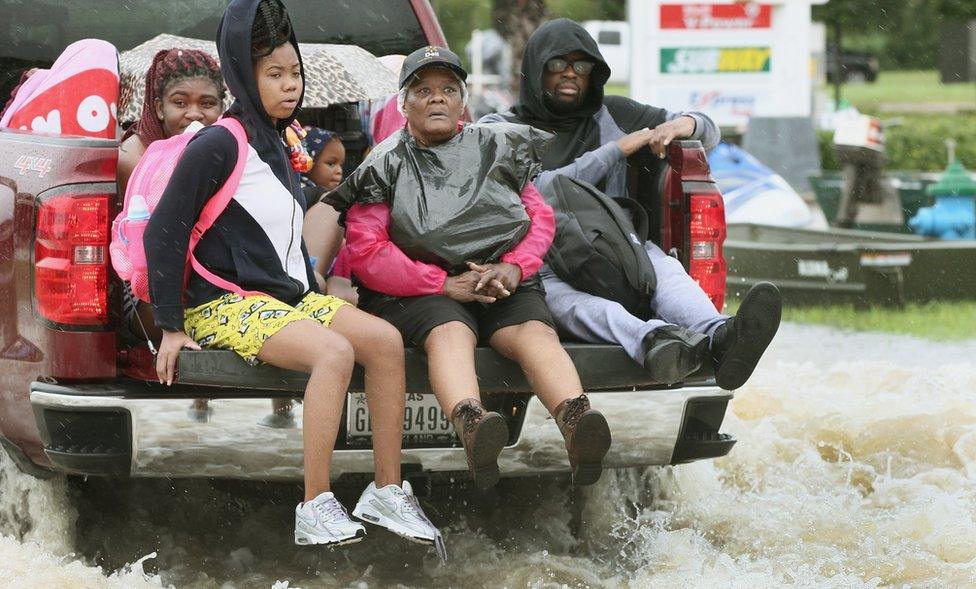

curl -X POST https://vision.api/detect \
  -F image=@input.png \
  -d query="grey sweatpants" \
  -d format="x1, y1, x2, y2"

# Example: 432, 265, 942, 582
542, 241, 728, 365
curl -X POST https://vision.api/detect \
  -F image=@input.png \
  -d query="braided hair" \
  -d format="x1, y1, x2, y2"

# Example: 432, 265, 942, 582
251, 0, 293, 60
125, 48, 224, 145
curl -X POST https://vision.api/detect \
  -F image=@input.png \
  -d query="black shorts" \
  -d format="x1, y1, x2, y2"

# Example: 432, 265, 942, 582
359, 278, 555, 347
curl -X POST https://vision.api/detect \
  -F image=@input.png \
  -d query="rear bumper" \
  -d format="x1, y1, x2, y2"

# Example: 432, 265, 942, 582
29, 382, 734, 480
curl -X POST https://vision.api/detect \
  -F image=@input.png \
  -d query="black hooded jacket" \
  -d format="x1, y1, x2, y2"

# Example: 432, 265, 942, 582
481, 18, 718, 197
145, 0, 317, 331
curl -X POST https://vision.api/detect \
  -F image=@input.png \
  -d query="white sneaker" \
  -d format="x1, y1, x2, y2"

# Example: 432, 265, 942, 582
294, 491, 366, 546
353, 481, 447, 562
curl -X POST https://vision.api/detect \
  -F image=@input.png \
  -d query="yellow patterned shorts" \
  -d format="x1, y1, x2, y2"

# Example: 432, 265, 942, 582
183, 292, 350, 365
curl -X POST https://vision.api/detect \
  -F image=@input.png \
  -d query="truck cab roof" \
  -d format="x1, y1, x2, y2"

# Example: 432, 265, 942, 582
0, 0, 443, 100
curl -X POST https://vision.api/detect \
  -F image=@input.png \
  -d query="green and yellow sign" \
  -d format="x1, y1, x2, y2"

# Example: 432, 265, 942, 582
660, 47, 771, 74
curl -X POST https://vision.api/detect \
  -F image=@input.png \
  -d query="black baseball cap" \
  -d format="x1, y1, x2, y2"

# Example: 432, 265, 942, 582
398, 46, 468, 89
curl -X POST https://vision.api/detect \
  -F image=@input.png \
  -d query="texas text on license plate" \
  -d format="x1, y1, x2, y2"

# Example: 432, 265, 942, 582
346, 392, 454, 445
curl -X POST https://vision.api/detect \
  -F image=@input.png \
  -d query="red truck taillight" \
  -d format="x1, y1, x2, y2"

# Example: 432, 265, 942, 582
34, 193, 110, 325
689, 192, 727, 312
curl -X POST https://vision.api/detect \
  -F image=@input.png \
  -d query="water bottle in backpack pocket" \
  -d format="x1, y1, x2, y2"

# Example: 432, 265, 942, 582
109, 193, 152, 299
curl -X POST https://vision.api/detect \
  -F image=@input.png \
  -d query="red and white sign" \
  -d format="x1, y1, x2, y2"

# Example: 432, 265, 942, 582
632, 1, 822, 125
0, 39, 119, 139
660, 3, 773, 30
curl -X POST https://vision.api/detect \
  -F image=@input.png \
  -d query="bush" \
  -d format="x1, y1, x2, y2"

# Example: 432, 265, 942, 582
818, 114, 976, 171
818, 130, 840, 171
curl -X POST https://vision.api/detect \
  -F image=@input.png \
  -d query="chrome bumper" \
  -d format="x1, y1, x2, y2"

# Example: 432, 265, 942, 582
29, 385, 731, 480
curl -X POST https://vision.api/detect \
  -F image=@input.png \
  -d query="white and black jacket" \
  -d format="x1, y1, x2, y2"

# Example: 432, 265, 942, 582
145, 0, 316, 332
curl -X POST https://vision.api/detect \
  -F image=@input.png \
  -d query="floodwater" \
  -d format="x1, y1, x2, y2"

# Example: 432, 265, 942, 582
2, 323, 975, 588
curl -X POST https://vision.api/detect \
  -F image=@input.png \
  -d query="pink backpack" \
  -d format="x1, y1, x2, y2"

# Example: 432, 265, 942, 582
110, 117, 264, 302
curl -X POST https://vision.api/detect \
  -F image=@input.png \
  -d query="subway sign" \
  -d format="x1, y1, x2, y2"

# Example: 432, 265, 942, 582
660, 3, 773, 30
660, 47, 771, 74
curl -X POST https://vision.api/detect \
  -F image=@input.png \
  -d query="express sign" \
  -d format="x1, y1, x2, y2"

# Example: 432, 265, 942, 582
661, 47, 771, 74
660, 3, 773, 30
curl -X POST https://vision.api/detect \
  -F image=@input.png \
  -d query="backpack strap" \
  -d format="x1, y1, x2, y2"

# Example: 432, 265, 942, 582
612, 196, 650, 243
594, 192, 656, 297
186, 117, 265, 297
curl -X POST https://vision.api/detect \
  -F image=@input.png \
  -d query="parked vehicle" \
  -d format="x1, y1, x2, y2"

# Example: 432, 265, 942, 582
582, 20, 629, 85
0, 0, 733, 487
826, 45, 880, 84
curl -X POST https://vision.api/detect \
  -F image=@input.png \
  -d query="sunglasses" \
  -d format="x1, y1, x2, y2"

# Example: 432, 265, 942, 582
545, 58, 595, 76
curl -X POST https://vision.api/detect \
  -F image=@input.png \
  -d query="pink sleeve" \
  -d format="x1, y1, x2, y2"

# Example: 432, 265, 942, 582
344, 203, 448, 297
330, 247, 352, 279
500, 182, 555, 279
370, 98, 407, 145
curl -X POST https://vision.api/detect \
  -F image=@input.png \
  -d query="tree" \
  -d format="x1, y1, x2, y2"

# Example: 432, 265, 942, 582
813, 0, 976, 72
430, 0, 491, 57
597, 0, 625, 21
812, 0, 903, 30
492, 0, 548, 93
548, 0, 624, 21
813, 0, 905, 103
938, 0, 976, 19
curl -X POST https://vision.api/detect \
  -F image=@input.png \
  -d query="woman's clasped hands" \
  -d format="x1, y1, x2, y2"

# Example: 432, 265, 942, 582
441, 262, 523, 304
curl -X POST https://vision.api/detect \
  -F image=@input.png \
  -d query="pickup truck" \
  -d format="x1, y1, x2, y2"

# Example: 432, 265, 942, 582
0, 0, 734, 487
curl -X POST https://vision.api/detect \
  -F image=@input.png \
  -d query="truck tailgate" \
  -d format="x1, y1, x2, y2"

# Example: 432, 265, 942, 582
175, 344, 717, 393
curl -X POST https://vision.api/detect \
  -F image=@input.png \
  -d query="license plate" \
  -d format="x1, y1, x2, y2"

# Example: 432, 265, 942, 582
346, 392, 454, 445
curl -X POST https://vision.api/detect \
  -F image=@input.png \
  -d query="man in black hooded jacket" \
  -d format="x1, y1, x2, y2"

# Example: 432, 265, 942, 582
480, 18, 781, 390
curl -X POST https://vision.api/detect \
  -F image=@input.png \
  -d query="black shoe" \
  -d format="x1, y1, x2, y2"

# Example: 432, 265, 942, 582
642, 326, 710, 385
712, 282, 782, 390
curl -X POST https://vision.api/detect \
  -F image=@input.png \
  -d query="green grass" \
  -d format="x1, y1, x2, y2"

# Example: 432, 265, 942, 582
724, 300, 976, 341
604, 83, 628, 97
840, 70, 976, 114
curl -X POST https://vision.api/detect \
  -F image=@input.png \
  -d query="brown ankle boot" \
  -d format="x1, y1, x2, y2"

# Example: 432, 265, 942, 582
450, 398, 508, 489
554, 394, 612, 486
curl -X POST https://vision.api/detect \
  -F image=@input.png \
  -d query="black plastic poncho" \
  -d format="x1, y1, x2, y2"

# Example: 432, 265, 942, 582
326, 122, 553, 272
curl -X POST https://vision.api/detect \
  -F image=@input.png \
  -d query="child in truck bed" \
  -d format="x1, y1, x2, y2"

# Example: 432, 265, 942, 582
144, 0, 443, 553
117, 48, 225, 194
116, 47, 225, 422
300, 127, 358, 303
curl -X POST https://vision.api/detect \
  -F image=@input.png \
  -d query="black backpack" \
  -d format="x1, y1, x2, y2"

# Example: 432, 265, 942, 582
540, 175, 656, 319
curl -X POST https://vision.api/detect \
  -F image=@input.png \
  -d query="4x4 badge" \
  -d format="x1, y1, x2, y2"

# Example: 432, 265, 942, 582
13, 155, 53, 178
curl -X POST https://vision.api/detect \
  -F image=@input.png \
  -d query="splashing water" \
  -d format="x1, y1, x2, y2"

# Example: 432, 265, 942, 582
1, 323, 974, 588
0, 450, 162, 588
588, 324, 976, 588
